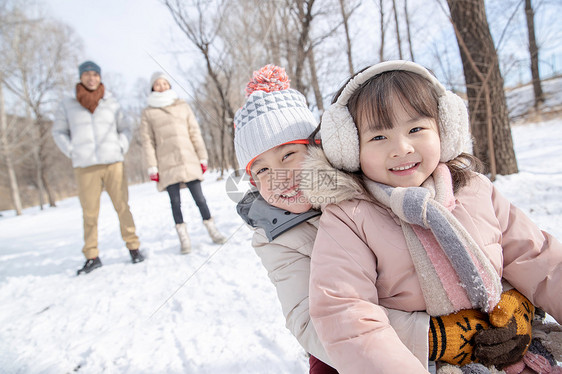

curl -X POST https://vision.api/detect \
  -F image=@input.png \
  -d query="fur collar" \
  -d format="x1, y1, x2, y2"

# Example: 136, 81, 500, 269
301, 147, 368, 210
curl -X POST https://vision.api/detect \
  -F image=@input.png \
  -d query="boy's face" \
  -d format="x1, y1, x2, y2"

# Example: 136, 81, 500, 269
250, 143, 312, 214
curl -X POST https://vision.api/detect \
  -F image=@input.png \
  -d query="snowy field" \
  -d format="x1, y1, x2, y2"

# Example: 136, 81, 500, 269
1, 117, 561, 373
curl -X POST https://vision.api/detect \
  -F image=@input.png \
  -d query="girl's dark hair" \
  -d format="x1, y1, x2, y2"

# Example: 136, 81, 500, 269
307, 122, 322, 146
447, 153, 483, 191
347, 70, 440, 133
314, 67, 482, 192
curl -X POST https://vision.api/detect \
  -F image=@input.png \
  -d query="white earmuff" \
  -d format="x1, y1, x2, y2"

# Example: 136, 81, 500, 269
320, 60, 471, 171
438, 90, 471, 162
321, 104, 360, 172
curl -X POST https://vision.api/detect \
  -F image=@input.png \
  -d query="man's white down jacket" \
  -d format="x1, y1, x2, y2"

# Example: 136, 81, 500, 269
52, 91, 131, 168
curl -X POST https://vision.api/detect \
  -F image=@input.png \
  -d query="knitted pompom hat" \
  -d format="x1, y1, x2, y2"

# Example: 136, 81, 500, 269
149, 71, 171, 92
234, 65, 317, 172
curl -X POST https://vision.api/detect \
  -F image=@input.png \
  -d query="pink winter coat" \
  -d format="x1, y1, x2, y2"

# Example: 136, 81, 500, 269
305, 150, 562, 374
251, 216, 431, 368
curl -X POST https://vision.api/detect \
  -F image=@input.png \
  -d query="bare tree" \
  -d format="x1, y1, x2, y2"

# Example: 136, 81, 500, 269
307, 48, 324, 113
392, 0, 403, 59
289, 0, 316, 94
0, 2, 23, 214
1, 7, 81, 207
0, 82, 23, 215
445, 0, 518, 179
376, 0, 387, 61
404, 0, 415, 61
524, 0, 544, 111
123, 77, 151, 184
338, 0, 355, 75
163, 0, 239, 175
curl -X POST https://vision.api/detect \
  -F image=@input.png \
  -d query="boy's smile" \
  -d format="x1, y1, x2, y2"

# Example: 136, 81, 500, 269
250, 143, 312, 214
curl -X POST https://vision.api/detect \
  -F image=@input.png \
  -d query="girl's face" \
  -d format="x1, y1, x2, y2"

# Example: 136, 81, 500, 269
358, 99, 441, 188
152, 78, 171, 93
250, 143, 312, 214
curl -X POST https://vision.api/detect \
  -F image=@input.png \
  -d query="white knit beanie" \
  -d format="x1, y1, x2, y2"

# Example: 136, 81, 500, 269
149, 71, 171, 92
234, 65, 317, 171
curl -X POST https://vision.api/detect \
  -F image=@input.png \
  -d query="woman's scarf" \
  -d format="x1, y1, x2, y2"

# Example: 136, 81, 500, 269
363, 163, 502, 316
147, 89, 178, 108
76, 83, 105, 113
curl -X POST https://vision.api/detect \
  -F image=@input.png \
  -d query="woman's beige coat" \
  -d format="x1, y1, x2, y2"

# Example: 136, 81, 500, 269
140, 99, 208, 192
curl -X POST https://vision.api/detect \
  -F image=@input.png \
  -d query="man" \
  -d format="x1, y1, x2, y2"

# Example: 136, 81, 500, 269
52, 60, 144, 275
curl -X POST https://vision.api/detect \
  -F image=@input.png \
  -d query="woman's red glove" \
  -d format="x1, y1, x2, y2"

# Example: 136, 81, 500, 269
150, 173, 159, 182
201, 164, 207, 174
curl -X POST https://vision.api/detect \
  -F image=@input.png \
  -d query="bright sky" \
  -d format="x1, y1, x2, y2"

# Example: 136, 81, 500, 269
44, 0, 190, 94
42, 0, 562, 96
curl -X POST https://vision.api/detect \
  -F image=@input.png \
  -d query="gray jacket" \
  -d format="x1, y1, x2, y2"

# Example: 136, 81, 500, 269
237, 190, 321, 241
52, 91, 131, 168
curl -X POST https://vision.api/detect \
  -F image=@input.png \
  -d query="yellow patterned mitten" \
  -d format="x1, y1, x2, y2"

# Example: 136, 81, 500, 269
429, 309, 490, 366
474, 289, 535, 368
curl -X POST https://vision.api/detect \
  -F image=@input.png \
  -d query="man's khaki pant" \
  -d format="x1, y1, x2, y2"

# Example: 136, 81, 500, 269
74, 162, 140, 259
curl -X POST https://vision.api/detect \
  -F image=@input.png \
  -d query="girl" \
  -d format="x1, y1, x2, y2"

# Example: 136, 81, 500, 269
234, 65, 530, 374
140, 72, 226, 254
305, 60, 562, 373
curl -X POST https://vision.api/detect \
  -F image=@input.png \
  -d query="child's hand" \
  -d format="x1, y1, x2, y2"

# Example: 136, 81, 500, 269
428, 309, 490, 366
473, 289, 534, 368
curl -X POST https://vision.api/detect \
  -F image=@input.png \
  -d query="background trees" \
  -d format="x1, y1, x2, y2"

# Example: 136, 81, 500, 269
446, 0, 518, 179
1, 0, 560, 213
1, 1, 81, 213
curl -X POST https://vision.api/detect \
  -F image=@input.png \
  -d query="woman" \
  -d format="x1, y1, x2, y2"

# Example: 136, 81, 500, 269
140, 72, 227, 253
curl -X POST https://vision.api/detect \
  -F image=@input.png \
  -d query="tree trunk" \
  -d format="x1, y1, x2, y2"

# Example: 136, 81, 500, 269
392, 0, 403, 59
404, 0, 415, 61
447, 0, 518, 177
41, 169, 56, 207
307, 48, 324, 113
228, 118, 239, 176
524, 0, 544, 111
38, 120, 56, 207
220, 106, 226, 177
338, 0, 354, 75
293, 0, 314, 94
30, 114, 45, 210
378, 0, 385, 61
0, 83, 23, 215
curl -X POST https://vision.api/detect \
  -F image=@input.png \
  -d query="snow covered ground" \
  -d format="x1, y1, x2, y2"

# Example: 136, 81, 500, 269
1, 117, 561, 373
506, 76, 562, 121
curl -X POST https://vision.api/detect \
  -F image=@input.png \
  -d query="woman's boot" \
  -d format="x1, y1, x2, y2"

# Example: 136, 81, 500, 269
203, 218, 227, 244
175, 223, 191, 254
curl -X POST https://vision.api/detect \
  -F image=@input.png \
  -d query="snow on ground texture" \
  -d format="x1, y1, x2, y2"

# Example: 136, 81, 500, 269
0, 175, 307, 373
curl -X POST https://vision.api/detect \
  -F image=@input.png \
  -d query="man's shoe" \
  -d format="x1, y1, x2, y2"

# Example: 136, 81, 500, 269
77, 257, 102, 275
129, 249, 144, 264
